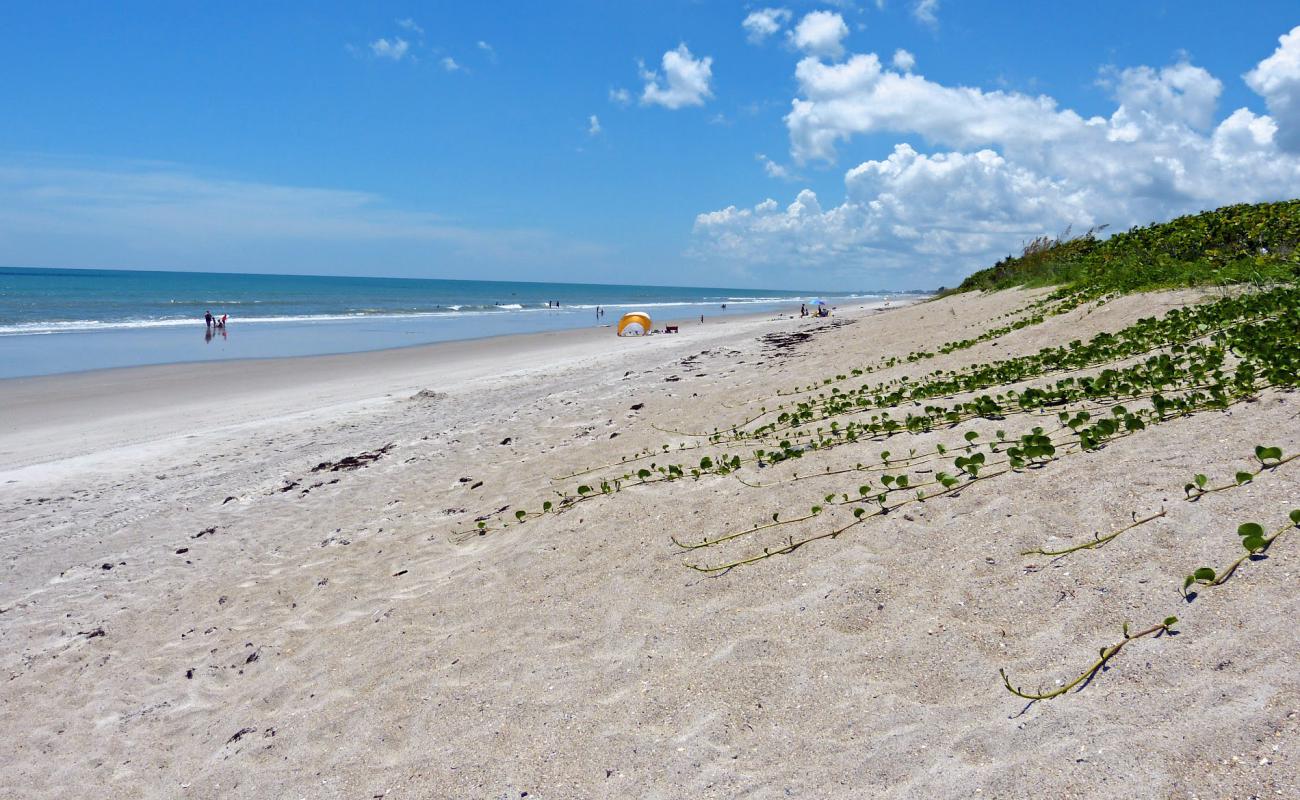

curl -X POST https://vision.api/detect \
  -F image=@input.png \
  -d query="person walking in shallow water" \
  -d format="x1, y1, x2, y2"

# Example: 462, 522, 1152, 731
204, 310, 213, 327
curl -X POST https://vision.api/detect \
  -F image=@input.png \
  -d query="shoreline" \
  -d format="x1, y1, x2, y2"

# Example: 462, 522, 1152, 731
0, 300, 902, 473
1, 270, 927, 380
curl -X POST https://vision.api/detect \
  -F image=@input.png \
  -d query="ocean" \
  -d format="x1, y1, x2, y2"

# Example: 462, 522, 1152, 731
0, 267, 923, 378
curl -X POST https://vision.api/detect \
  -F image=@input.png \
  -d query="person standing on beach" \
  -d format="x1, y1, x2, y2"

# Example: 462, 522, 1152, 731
205, 310, 213, 327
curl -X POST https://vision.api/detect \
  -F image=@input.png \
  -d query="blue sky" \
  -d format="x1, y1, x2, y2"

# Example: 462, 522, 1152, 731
1, 2, 1298, 290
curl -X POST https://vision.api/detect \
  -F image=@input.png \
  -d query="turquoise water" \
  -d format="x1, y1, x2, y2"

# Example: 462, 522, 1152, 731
0, 267, 920, 378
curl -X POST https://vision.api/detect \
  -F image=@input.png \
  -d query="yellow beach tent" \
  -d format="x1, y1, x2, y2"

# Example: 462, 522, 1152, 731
617, 311, 652, 336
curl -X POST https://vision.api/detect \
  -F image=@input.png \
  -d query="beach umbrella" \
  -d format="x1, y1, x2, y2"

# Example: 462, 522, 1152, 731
810, 298, 827, 305
617, 311, 653, 336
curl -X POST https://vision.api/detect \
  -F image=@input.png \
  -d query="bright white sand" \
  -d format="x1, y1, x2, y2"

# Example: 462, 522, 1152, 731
1, 293, 1296, 798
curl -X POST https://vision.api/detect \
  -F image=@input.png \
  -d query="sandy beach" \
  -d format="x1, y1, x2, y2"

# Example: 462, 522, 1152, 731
2, 291, 1297, 799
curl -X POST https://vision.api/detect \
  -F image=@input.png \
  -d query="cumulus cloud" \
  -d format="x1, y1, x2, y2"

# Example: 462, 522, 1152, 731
588, 115, 602, 136
440, 56, 463, 73
743, 8, 792, 44
477, 40, 497, 62
789, 11, 850, 60
696, 145, 1090, 275
609, 87, 632, 106
892, 48, 916, 72
641, 44, 714, 109
1105, 60, 1222, 129
369, 38, 410, 61
692, 34, 1300, 284
785, 53, 1083, 162
1245, 25, 1300, 152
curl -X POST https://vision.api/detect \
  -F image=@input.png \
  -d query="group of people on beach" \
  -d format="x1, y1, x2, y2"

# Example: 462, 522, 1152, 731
204, 310, 227, 329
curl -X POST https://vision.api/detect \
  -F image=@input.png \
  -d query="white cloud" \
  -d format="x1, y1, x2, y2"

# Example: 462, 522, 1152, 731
640, 44, 714, 109
369, 38, 410, 61
440, 56, 463, 73
695, 145, 1090, 276
785, 53, 1079, 161
757, 153, 800, 181
397, 18, 424, 36
913, 0, 939, 28
477, 40, 497, 62
892, 48, 916, 72
742, 8, 792, 45
609, 87, 632, 106
588, 115, 602, 136
789, 11, 850, 60
692, 35, 1300, 284
1106, 60, 1222, 129
1245, 25, 1300, 152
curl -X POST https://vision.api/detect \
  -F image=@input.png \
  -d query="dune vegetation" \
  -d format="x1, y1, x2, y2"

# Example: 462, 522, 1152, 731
463, 200, 1300, 704
953, 199, 1300, 295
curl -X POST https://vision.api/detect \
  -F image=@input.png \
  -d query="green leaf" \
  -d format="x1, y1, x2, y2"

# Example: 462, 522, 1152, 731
1235, 471, 1253, 485
811, 505, 823, 515
1237, 522, 1264, 539
964, 431, 978, 442
1163, 616, 1178, 627
577, 485, 591, 495
1193, 567, 1216, 582
515, 510, 527, 521
1290, 509, 1300, 525
542, 501, 553, 512
1242, 535, 1267, 553
1194, 473, 1208, 488
1183, 574, 1195, 590
1255, 445, 1283, 464
853, 507, 865, 518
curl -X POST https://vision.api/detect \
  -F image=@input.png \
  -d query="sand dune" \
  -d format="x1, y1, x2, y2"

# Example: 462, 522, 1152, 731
1, 292, 1296, 799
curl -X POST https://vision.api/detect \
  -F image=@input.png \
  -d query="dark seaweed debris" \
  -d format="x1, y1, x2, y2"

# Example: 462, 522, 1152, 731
312, 444, 394, 473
